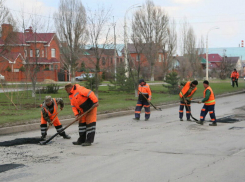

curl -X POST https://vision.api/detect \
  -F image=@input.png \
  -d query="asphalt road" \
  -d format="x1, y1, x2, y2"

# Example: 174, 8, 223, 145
0, 93, 245, 182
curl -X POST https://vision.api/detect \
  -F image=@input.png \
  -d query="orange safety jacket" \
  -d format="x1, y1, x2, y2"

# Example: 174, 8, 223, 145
41, 98, 58, 121
69, 84, 98, 116
179, 81, 197, 100
138, 83, 152, 100
231, 72, 239, 80
203, 86, 216, 105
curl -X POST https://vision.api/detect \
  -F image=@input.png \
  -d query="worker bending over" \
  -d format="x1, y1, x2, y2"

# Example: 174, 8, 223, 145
65, 83, 99, 146
40, 96, 71, 141
179, 80, 198, 121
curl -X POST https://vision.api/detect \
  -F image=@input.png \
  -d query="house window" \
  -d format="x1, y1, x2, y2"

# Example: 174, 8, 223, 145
30, 49, 33, 57
14, 69, 19, 72
111, 58, 113, 64
102, 57, 106, 65
51, 65, 53, 70
120, 58, 122, 63
159, 54, 162, 62
213, 56, 214, 58
36, 49, 40, 57
55, 65, 58, 70
51, 48, 56, 58
25, 50, 27, 57
42, 50, 44, 57
137, 54, 140, 61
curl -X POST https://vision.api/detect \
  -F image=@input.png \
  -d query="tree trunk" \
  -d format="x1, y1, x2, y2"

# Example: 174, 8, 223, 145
150, 64, 155, 81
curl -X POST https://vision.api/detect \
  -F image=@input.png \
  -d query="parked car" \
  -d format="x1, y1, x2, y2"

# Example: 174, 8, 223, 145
75, 73, 94, 81
0, 74, 5, 80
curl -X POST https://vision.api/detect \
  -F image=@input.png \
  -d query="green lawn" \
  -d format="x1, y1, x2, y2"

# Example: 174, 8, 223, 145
0, 80, 244, 126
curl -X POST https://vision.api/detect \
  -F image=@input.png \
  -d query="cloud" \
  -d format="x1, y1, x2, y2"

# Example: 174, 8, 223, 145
172, 0, 203, 4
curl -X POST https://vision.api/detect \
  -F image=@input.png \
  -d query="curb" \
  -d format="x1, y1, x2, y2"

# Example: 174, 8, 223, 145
0, 89, 244, 136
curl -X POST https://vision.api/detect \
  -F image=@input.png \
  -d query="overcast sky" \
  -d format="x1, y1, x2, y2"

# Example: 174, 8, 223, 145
4, 0, 245, 53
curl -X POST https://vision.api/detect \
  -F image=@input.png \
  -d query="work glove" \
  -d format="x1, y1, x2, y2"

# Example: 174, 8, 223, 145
60, 107, 63, 110
48, 121, 53, 126
198, 101, 202, 104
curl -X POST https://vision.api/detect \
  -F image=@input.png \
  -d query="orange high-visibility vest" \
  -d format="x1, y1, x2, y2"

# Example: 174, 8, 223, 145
42, 98, 58, 120
179, 81, 197, 100
69, 84, 98, 115
204, 86, 215, 105
231, 72, 239, 80
138, 83, 152, 100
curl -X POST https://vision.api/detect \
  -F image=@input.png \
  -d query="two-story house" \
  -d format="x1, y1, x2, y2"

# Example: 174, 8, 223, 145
0, 24, 60, 76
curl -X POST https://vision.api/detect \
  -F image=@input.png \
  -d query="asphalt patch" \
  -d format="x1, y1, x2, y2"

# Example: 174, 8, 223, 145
215, 115, 241, 123
0, 137, 41, 147
0, 164, 25, 173
229, 127, 245, 130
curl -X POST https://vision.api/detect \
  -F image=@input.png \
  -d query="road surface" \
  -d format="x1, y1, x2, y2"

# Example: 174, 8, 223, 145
0, 93, 245, 182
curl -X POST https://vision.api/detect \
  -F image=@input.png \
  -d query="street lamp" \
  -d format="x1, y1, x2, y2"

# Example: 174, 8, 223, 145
206, 26, 219, 80
124, 4, 141, 77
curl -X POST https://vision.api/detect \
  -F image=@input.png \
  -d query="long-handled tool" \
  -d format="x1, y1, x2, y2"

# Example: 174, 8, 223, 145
46, 109, 61, 131
182, 97, 198, 121
138, 90, 162, 111
39, 105, 96, 145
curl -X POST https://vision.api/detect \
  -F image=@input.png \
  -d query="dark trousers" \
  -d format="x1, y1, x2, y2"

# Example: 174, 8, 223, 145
200, 104, 216, 123
78, 122, 96, 143
232, 79, 238, 87
135, 100, 150, 119
179, 102, 191, 119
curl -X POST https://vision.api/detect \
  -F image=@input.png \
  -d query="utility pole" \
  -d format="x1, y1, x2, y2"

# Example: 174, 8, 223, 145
113, 16, 117, 81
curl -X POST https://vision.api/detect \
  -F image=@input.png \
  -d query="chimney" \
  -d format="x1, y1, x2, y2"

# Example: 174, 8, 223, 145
24, 26, 33, 34
1, 24, 13, 41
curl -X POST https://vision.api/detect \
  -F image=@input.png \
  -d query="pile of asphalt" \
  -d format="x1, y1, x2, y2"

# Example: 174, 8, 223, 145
215, 115, 241, 123
0, 138, 41, 147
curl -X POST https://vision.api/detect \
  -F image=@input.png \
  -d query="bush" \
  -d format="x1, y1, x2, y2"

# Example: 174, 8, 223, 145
108, 66, 135, 93
19, 66, 25, 72
84, 73, 102, 91
6, 66, 11, 72
163, 71, 180, 94
36, 84, 59, 94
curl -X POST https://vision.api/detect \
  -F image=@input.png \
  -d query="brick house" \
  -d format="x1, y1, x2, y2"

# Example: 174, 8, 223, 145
122, 43, 166, 80
0, 24, 61, 81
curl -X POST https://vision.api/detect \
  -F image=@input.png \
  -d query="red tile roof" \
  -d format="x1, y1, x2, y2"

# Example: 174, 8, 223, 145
0, 52, 24, 63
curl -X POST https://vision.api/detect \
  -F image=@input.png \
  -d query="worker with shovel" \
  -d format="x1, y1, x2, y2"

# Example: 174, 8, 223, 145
179, 80, 198, 121
40, 96, 71, 141
65, 83, 99, 147
133, 79, 152, 121
196, 80, 217, 126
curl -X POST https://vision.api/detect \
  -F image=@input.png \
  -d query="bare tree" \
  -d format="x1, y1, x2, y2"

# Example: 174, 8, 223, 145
54, 0, 88, 82
85, 5, 112, 96
132, 0, 169, 81
161, 19, 177, 79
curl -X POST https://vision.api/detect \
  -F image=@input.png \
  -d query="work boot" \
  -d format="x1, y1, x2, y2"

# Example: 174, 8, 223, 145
63, 134, 71, 139
82, 142, 91, 146
196, 120, 204, 125
209, 122, 217, 126
187, 119, 192, 121
180, 118, 183, 121
133, 118, 139, 121
40, 133, 47, 141
73, 137, 83, 145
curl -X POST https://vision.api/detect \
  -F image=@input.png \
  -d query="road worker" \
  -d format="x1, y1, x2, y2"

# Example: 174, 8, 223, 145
40, 96, 71, 141
133, 79, 152, 121
230, 69, 239, 87
65, 83, 99, 146
178, 80, 198, 121
196, 80, 217, 126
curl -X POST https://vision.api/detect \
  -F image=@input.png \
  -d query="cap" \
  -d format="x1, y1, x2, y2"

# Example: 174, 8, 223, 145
203, 80, 209, 85
45, 96, 52, 104
139, 79, 145, 84
191, 80, 198, 85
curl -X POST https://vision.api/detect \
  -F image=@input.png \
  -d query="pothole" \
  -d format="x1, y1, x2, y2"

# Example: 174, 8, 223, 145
215, 115, 241, 123
0, 138, 41, 147
0, 164, 25, 173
